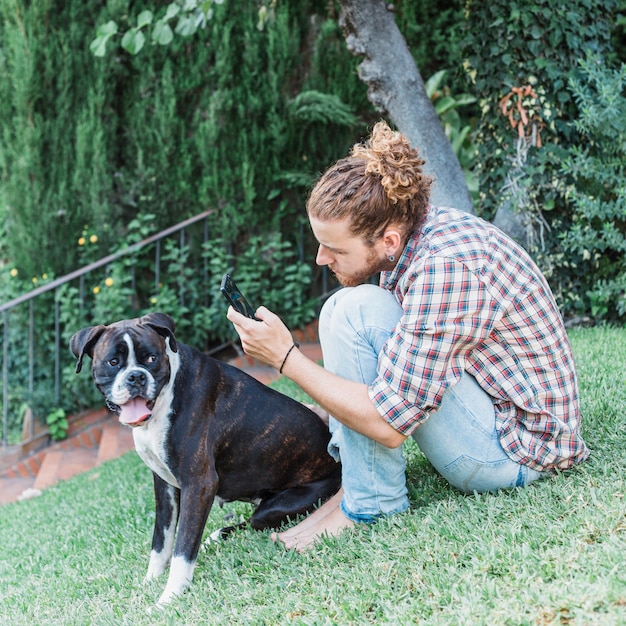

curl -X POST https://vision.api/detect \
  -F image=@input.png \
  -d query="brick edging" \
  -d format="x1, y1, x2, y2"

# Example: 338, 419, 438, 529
1, 407, 112, 480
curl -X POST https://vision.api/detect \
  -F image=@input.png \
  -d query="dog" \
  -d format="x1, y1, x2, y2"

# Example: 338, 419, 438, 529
70, 312, 341, 607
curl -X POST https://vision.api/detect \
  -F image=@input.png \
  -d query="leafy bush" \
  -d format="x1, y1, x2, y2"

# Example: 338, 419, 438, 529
559, 54, 626, 320
462, 0, 619, 225
461, 0, 626, 321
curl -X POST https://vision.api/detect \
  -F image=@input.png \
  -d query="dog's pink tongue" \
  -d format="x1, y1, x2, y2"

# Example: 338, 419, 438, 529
119, 398, 151, 426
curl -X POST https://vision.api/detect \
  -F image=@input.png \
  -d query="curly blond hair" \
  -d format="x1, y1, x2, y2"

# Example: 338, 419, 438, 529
307, 121, 432, 244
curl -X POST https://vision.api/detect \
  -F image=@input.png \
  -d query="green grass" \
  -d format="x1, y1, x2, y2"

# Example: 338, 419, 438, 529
1, 326, 626, 625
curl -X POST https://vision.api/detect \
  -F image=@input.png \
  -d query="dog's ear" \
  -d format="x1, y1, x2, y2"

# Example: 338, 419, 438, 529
142, 312, 178, 353
70, 325, 107, 374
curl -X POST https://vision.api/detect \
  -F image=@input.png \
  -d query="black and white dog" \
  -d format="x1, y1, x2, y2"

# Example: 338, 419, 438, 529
70, 313, 341, 607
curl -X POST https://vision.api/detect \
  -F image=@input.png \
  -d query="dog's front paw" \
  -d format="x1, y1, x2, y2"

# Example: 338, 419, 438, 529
153, 556, 194, 608
155, 582, 187, 610
144, 549, 171, 583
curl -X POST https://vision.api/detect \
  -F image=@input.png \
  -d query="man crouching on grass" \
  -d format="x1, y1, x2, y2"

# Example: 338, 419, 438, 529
226, 120, 589, 552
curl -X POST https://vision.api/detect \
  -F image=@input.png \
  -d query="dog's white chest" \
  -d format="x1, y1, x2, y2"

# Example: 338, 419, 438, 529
133, 416, 180, 488
132, 344, 180, 489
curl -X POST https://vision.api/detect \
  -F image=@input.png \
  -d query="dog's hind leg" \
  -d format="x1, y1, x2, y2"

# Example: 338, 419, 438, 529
145, 476, 180, 582
248, 469, 342, 531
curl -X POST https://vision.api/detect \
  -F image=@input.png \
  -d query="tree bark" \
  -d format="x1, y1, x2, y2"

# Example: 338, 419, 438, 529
337, 0, 474, 214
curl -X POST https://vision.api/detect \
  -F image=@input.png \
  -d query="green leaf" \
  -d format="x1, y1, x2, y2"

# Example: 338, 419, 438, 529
425, 70, 447, 98
89, 36, 110, 58
175, 15, 199, 37
90, 20, 118, 57
453, 94, 477, 107
121, 29, 146, 55
434, 96, 457, 116
152, 21, 174, 46
164, 3, 182, 20
95, 20, 118, 37
136, 10, 154, 28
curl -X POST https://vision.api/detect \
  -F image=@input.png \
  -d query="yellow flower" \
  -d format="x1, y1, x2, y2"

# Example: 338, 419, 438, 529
104, 277, 114, 287
42, 273, 48, 280
150, 297, 158, 305
78, 237, 86, 246
10, 268, 18, 277
93, 286, 100, 294
32, 277, 38, 284
90, 235, 98, 244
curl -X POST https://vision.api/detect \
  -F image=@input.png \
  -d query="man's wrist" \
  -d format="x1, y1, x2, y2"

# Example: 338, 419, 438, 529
279, 342, 300, 374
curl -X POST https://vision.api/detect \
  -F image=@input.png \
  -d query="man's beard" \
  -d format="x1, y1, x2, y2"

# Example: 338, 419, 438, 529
330, 250, 389, 288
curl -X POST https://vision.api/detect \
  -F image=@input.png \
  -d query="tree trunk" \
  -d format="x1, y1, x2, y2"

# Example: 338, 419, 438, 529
337, 0, 474, 214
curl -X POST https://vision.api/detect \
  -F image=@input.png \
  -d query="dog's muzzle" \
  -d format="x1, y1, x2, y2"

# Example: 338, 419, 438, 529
113, 369, 155, 428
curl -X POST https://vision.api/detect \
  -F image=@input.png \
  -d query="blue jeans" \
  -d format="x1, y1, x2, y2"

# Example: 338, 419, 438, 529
319, 284, 545, 524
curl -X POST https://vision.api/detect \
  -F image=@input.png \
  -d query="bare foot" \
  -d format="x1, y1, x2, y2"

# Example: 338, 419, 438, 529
271, 488, 355, 552
282, 503, 355, 552
272, 489, 343, 543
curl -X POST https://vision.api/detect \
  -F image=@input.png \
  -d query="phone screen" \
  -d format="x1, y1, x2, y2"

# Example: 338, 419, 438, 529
220, 274, 258, 319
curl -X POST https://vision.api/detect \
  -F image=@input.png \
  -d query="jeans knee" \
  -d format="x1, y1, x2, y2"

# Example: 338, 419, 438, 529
322, 285, 400, 335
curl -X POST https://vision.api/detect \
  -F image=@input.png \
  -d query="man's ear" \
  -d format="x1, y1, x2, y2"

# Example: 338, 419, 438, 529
382, 226, 404, 259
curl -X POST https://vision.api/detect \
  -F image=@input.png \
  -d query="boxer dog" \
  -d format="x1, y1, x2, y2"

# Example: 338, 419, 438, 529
70, 313, 341, 607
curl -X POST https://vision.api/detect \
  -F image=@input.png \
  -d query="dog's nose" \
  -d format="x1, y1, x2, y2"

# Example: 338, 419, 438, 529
126, 370, 147, 388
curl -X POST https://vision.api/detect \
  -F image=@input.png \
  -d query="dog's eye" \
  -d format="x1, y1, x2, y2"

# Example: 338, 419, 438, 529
146, 354, 157, 364
107, 357, 120, 367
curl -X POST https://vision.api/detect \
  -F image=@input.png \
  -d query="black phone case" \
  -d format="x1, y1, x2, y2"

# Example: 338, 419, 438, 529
220, 274, 258, 319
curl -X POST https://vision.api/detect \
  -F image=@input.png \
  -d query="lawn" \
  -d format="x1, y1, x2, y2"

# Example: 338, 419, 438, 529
1, 326, 625, 625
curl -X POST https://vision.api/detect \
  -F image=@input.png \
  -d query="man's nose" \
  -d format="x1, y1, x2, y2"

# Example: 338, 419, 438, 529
316, 245, 332, 266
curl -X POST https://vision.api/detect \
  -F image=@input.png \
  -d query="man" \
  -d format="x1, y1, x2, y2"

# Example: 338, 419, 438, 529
227, 121, 589, 552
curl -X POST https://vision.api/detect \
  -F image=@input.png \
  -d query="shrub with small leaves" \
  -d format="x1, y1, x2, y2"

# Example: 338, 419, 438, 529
46, 408, 68, 441
559, 54, 626, 321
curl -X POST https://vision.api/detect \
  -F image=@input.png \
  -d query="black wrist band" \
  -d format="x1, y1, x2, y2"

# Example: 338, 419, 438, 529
279, 341, 299, 374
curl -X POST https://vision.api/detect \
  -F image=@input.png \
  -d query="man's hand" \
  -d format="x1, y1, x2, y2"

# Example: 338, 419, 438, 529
226, 305, 406, 448
226, 305, 295, 371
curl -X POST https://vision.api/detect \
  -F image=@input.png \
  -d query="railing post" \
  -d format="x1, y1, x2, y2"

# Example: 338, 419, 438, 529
203, 218, 209, 310
155, 240, 161, 295
29, 300, 35, 439
179, 229, 186, 309
55, 294, 61, 406
2, 311, 8, 447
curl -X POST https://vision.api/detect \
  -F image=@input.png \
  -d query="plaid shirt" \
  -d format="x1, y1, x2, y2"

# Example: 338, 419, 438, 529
368, 206, 589, 471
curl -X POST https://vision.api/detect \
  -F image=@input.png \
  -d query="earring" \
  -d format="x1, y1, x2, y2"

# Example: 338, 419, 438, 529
388, 255, 395, 262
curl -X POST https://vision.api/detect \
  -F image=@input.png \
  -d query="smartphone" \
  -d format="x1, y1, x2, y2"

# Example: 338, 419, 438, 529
220, 273, 258, 319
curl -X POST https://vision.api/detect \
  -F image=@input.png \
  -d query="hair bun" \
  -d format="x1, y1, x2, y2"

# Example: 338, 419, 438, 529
351, 121, 427, 204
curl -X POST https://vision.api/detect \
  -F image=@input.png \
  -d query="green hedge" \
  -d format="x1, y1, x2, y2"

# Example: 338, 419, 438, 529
461, 0, 624, 320
0, 0, 370, 280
